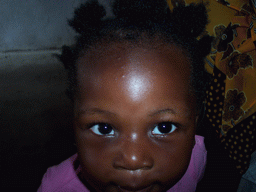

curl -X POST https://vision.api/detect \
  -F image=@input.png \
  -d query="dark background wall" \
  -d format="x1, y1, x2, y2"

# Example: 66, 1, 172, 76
0, 0, 112, 51
1, 0, 112, 191
1, 50, 75, 191
0, 0, 77, 51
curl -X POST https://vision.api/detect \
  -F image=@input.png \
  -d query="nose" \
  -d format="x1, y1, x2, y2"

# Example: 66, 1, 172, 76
112, 134, 154, 171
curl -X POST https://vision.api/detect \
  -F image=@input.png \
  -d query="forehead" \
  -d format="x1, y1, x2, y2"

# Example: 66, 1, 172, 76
75, 41, 194, 111
77, 41, 191, 81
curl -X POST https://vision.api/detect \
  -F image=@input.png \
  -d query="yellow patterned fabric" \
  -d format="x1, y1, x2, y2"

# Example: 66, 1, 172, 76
168, 0, 256, 175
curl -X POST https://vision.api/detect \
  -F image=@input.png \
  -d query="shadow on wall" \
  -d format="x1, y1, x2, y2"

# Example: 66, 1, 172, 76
0, 50, 76, 191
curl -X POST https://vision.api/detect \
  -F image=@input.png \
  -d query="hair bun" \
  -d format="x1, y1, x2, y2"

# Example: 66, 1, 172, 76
171, 3, 208, 38
112, 0, 167, 22
68, 0, 106, 34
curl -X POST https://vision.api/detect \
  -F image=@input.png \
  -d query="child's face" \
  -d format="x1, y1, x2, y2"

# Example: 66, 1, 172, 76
74, 42, 197, 192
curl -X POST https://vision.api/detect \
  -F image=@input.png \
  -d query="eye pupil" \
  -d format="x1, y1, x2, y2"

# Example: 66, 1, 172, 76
158, 123, 173, 133
98, 123, 112, 134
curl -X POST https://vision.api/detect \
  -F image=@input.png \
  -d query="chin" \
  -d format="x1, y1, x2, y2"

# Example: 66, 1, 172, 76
81, 176, 181, 192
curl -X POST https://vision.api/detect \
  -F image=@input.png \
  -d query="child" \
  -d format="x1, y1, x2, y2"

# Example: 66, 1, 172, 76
38, 0, 212, 191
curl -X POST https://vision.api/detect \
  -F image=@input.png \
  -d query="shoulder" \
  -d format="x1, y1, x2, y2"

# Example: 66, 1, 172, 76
37, 154, 88, 192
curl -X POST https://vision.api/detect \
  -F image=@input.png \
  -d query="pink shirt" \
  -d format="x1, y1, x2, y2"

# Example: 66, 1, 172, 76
38, 135, 206, 192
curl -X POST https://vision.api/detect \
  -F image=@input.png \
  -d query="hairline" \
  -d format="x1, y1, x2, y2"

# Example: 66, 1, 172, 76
75, 35, 196, 101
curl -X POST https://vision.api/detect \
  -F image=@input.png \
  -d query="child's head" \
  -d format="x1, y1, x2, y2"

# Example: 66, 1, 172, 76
58, 0, 212, 191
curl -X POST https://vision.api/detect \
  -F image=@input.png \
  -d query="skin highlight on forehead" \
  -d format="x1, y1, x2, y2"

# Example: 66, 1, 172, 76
75, 42, 196, 122
76, 41, 193, 101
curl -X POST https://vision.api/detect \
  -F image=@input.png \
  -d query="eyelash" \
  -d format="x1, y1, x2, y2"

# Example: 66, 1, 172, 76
86, 122, 178, 136
89, 123, 115, 136
152, 122, 178, 135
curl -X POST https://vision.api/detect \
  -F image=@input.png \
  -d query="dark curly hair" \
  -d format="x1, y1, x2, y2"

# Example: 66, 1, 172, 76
57, 0, 213, 112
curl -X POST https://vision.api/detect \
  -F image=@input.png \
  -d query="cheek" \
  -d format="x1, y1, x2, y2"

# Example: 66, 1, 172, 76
154, 135, 195, 183
75, 129, 115, 181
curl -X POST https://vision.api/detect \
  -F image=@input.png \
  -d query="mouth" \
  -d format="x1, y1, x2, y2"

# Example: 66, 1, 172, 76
117, 185, 154, 192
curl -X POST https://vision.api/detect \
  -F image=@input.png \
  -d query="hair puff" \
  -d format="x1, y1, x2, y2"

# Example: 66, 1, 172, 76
68, 0, 106, 34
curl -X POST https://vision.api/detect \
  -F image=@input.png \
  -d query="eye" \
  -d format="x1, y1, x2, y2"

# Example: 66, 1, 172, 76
152, 122, 177, 135
90, 123, 115, 136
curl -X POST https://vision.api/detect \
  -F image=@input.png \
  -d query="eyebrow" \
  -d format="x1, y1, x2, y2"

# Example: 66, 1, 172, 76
76, 108, 116, 117
148, 108, 176, 117
76, 108, 176, 117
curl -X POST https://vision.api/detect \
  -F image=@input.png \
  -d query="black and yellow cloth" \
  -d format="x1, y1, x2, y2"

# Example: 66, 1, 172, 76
168, 0, 256, 177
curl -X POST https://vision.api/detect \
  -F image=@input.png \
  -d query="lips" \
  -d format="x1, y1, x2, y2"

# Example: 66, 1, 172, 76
117, 184, 154, 192
109, 169, 162, 192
